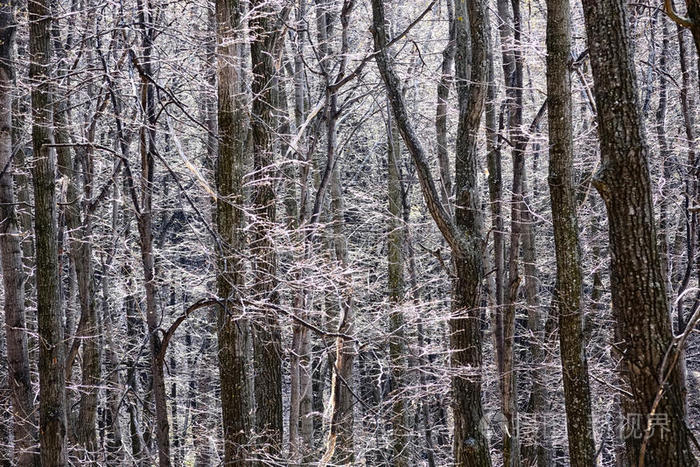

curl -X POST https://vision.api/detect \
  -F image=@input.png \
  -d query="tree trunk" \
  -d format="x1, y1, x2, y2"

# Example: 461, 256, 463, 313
0, 4, 39, 464
29, 0, 68, 461
372, 0, 492, 464
132, 3, 170, 462
436, 0, 455, 207
321, 163, 355, 466
216, 0, 251, 463
582, 0, 697, 464
545, 1, 596, 465
249, 1, 284, 460
387, 111, 407, 466
452, 1, 491, 465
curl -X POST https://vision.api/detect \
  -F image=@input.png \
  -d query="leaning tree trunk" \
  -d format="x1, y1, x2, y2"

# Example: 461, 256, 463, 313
372, 0, 492, 464
215, 0, 251, 464
28, 0, 67, 463
545, 1, 596, 465
582, 0, 697, 465
0, 4, 39, 464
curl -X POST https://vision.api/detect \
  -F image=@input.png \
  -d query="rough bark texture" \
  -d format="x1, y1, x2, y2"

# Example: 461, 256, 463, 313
52, 29, 100, 448
582, 0, 697, 465
500, 1, 525, 463
216, 0, 250, 463
436, 0, 455, 207
545, 1, 596, 465
452, 2, 491, 466
249, 0, 284, 460
28, 0, 68, 462
0, 4, 39, 464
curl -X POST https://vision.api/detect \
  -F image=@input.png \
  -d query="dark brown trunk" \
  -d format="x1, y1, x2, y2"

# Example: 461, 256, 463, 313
216, 0, 251, 463
582, 0, 697, 464
0, 4, 39, 464
545, 0, 596, 465
249, 0, 284, 459
29, 0, 68, 461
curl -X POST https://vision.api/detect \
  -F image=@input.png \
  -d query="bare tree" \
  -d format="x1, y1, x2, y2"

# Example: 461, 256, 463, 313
582, 0, 697, 464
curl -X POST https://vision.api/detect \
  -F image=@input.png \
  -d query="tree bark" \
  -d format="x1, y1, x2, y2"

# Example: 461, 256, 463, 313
387, 110, 407, 466
582, 0, 697, 464
372, 0, 492, 464
0, 4, 39, 464
436, 0, 455, 207
28, 0, 68, 462
216, 0, 251, 463
249, 0, 284, 460
545, 1, 596, 465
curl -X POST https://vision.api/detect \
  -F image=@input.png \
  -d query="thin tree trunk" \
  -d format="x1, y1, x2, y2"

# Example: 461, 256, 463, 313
321, 163, 355, 466
387, 110, 407, 466
436, 0, 455, 207
545, 1, 596, 465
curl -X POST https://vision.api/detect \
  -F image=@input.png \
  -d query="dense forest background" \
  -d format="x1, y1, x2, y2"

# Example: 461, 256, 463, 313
0, 0, 699, 465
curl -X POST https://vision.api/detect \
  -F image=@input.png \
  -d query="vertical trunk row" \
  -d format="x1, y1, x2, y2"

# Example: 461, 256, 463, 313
582, 0, 697, 465
452, 1, 491, 465
249, 0, 284, 460
28, 0, 67, 462
51, 14, 100, 446
499, 0, 525, 462
545, 0, 596, 465
372, 0, 492, 464
0, 3, 39, 464
215, 0, 251, 463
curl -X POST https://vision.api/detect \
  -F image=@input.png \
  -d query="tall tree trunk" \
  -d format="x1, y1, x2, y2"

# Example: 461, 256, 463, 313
132, 2, 170, 462
0, 4, 39, 464
321, 163, 355, 466
545, 1, 596, 465
28, 0, 67, 462
675, 21, 698, 333
387, 111, 407, 466
372, 0, 492, 464
249, 1, 284, 460
452, 1, 491, 465
49, 5, 101, 452
436, 0, 455, 207
216, 0, 251, 463
582, 0, 697, 464
500, 0, 526, 462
